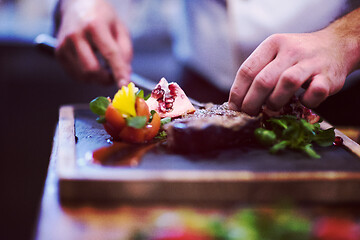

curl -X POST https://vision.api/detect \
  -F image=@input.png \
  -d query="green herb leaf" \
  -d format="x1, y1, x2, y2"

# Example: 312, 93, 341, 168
314, 128, 335, 147
136, 89, 145, 99
254, 128, 276, 146
256, 114, 334, 158
160, 117, 172, 126
96, 116, 106, 124
268, 118, 288, 130
270, 140, 289, 154
144, 93, 151, 101
149, 110, 156, 123
302, 144, 320, 158
126, 116, 147, 129
300, 119, 315, 134
89, 96, 110, 116
282, 125, 300, 141
155, 130, 167, 139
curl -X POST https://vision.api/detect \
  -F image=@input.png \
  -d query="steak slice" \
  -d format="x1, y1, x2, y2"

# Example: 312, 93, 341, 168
163, 102, 261, 153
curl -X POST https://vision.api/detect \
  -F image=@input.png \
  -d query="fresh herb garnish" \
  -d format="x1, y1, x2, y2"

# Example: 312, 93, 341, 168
155, 130, 167, 140
89, 96, 110, 116
135, 89, 144, 99
144, 93, 151, 101
149, 110, 156, 122
255, 115, 335, 158
96, 116, 106, 124
126, 116, 148, 129
160, 117, 171, 126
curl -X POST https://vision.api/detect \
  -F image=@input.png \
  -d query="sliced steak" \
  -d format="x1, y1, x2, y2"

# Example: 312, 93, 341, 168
163, 102, 261, 153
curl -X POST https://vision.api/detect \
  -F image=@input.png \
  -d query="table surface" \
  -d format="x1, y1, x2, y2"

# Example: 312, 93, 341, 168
33, 123, 360, 240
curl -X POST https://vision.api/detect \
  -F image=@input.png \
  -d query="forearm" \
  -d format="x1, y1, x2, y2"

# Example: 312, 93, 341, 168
322, 7, 360, 74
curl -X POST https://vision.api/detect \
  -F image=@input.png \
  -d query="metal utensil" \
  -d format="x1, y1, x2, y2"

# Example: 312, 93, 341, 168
34, 34, 205, 108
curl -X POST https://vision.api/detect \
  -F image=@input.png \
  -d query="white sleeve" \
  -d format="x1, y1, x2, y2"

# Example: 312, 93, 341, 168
106, 0, 173, 41
228, 0, 349, 63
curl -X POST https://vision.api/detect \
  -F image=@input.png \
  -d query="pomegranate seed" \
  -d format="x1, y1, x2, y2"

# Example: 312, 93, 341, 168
333, 136, 343, 146
159, 102, 167, 113
169, 84, 178, 97
152, 86, 164, 100
165, 97, 174, 103
165, 102, 173, 109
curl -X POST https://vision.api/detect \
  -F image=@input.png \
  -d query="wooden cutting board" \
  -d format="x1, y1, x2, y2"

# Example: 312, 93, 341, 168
57, 105, 360, 204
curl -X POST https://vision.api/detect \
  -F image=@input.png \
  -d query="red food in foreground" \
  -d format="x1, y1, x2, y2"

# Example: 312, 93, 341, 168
313, 217, 360, 240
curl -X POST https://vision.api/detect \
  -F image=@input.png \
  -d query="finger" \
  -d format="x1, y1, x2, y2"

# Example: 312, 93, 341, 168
89, 22, 131, 84
56, 38, 81, 79
56, 35, 112, 84
300, 74, 330, 108
228, 37, 279, 111
112, 20, 133, 64
267, 62, 314, 111
112, 20, 132, 87
72, 37, 113, 84
240, 56, 295, 116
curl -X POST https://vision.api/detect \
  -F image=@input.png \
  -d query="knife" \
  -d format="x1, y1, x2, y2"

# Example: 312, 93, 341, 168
34, 34, 204, 108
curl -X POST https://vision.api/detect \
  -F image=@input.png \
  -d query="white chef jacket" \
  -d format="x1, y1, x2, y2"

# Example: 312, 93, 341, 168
110, 0, 355, 91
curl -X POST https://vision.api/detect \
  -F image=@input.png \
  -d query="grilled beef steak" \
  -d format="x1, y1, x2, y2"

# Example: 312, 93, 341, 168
163, 102, 261, 153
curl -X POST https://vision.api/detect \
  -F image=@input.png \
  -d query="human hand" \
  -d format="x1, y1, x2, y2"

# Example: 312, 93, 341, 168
228, 30, 356, 116
56, 0, 132, 87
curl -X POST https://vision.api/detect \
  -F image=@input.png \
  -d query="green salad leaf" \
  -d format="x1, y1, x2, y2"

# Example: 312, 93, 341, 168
255, 115, 335, 158
135, 89, 145, 99
89, 96, 110, 116
126, 116, 147, 129
160, 117, 172, 126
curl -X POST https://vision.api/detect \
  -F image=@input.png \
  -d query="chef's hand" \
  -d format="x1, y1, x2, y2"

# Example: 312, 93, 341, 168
56, 0, 132, 87
228, 27, 359, 116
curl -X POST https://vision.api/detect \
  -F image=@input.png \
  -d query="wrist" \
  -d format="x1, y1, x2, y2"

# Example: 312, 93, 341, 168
323, 9, 360, 74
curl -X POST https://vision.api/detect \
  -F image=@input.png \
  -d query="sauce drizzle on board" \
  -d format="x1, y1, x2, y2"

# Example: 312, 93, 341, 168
92, 141, 158, 167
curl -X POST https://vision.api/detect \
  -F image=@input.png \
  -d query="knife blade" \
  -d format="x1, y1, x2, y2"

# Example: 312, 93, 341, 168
34, 34, 204, 108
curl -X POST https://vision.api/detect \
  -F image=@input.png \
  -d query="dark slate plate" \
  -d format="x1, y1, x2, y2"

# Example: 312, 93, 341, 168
75, 108, 360, 172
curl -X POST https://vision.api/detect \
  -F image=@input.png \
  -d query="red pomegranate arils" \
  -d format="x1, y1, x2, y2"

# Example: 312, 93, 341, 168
152, 86, 164, 100
333, 136, 344, 146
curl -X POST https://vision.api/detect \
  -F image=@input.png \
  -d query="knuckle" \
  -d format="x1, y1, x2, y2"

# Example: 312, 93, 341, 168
65, 31, 81, 43
102, 47, 119, 59
80, 63, 101, 77
284, 47, 301, 60
311, 83, 329, 98
84, 19, 100, 33
238, 63, 257, 80
254, 73, 274, 90
281, 71, 300, 89
229, 89, 242, 104
266, 33, 283, 47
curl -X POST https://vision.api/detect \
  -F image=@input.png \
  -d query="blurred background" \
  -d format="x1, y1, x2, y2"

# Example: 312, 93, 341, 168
1, 0, 360, 239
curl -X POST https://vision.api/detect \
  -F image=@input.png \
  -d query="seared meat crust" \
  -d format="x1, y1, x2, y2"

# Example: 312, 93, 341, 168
164, 103, 261, 153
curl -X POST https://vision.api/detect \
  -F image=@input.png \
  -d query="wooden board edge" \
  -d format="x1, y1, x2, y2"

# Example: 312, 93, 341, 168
57, 105, 76, 177
321, 121, 360, 158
